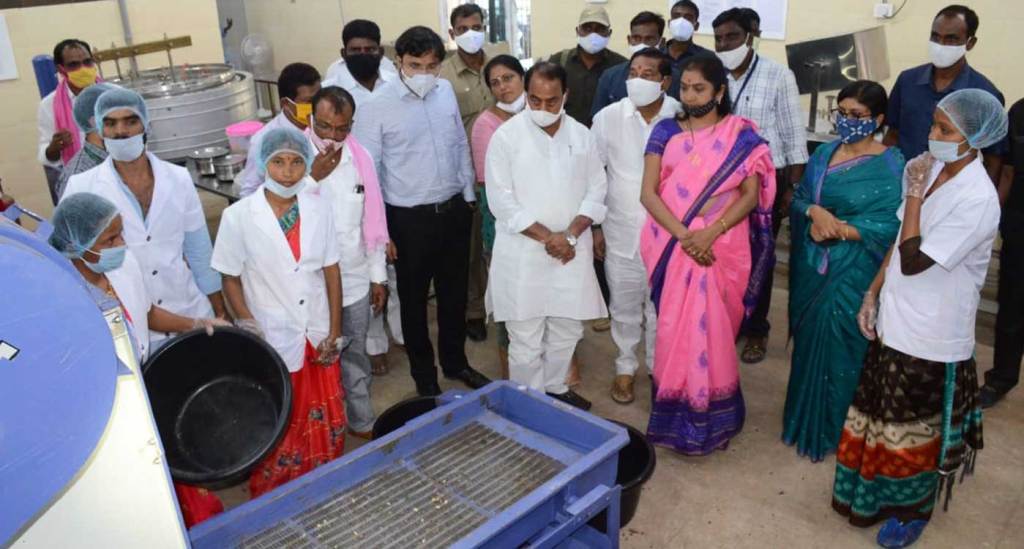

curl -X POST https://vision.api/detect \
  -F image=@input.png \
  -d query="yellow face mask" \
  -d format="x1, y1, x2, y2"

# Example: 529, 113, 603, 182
66, 66, 98, 89
287, 98, 312, 127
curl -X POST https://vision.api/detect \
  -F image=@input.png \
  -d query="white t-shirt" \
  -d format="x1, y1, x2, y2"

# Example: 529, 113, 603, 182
877, 157, 999, 362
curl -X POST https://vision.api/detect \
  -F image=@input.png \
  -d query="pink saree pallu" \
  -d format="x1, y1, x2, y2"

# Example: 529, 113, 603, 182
640, 114, 776, 455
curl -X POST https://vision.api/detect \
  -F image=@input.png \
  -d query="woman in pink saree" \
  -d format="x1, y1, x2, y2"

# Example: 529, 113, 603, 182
639, 55, 776, 455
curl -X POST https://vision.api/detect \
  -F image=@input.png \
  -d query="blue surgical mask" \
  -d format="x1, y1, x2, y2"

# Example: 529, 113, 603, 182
928, 138, 971, 163
263, 175, 306, 198
84, 245, 126, 273
836, 117, 878, 144
104, 134, 145, 162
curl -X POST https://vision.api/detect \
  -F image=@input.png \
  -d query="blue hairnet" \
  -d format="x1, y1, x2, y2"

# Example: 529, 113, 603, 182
937, 89, 1009, 150
94, 87, 150, 131
48, 193, 119, 259
259, 126, 314, 175
73, 83, 116, 134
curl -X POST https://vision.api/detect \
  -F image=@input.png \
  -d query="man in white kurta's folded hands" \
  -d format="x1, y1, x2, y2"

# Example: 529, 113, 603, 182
484, 62, 609, 411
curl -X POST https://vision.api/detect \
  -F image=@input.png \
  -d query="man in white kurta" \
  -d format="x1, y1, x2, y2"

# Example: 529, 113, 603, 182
590, 49, 681, 404
485, 63, 608, 409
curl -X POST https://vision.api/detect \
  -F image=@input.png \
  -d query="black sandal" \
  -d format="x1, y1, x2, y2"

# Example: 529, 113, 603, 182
741, 338, 767, 364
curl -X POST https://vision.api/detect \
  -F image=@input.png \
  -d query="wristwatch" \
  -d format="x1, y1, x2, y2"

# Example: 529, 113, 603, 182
565, 232, 578, 248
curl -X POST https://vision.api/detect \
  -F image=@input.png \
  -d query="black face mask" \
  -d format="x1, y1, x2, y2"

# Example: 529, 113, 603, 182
346, 53, 383, 82
683, 97, 718, 118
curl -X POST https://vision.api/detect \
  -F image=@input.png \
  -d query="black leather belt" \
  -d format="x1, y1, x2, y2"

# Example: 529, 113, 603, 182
406, 194, 462, 214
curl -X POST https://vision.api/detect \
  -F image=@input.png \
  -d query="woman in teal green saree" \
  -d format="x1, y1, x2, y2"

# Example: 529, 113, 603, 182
784, 81, 904, 462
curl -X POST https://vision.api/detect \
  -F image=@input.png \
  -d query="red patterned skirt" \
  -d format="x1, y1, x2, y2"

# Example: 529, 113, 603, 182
249, 340, 347, 498
174, 483, 224, 528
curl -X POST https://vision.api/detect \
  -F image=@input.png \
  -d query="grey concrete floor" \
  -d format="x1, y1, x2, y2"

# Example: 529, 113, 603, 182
195, 191, 1022, 548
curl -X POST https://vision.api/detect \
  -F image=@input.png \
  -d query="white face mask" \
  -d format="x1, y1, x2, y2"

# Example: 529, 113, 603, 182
263, 174, 306, 198
104, 134, 145, 162
401, 69, 438, 98
454, 29, 485, 55
628, 43, 650, 55
928, 41, 967, 69
577, 32, 609, 55
669, 17, 695, 41
528, 98, 564, 128
626, 78, 663, 108
496, 92, 526, 114
717, 42, 750, 71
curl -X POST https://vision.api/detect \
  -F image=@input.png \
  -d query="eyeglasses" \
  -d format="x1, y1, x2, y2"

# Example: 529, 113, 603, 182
488, 74, 520, 88
63, 58, 96, 71
830, 108, 873, 122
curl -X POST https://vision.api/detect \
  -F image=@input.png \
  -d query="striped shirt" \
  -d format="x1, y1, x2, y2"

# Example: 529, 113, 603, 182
727, 54, 808, 169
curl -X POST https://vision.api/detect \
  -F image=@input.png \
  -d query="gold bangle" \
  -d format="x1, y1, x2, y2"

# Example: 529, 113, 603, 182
718, 218, 729, 235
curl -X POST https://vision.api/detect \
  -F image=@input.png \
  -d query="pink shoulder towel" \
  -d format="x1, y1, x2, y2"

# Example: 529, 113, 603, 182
53, 78, 81, 165
346, 135, 390, 252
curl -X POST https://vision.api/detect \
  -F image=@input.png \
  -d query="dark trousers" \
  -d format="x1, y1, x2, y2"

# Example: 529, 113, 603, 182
386, 196, 473, 387
988, 222, 1024, 393
595, 259, 611, 309
740, 168, 788, 338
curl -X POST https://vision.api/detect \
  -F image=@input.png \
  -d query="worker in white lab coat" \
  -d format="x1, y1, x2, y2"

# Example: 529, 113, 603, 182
590, 48, 682, 404
211, 126, 347, 498
37, 39, 97, 205
485, 62, 608, 411
62, 88, 229, 346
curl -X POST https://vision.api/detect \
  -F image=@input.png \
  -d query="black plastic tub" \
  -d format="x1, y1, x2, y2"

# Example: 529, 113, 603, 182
590, 419, 657, 530
142, 327, 292, 489
371, 395, 438, 439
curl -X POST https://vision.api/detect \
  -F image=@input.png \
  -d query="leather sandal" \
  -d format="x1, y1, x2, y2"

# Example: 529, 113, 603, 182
610, 375, 635, 404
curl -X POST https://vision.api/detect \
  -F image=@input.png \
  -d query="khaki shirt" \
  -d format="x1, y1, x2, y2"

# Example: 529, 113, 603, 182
440, 42, 510, 136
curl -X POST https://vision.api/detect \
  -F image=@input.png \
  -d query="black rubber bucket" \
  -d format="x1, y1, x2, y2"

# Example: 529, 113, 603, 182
142, 327, 292, 489
371, 396, 438, 439
590, 420, 657, 530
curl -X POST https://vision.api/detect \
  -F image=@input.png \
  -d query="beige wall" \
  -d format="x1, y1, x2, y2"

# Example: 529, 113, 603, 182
532, 0, 1022, 102
2, 0, 223, 216
8, 0, 1021, 218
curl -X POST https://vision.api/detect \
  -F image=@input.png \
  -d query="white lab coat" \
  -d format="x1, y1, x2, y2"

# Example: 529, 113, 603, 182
591, 96, 682, 259
211, 181, 340, 372
36, 83, 86, 168
63, 153, 215, 343
877, 156, 999, 363
106, 249, 153, 362
485, 112, 609, 322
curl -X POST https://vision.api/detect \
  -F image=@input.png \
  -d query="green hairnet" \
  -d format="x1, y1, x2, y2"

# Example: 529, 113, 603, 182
49, 193, 119, 259
73, 83, 116, 134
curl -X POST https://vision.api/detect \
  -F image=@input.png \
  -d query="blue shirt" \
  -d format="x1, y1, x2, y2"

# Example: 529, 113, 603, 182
352, 78, 475, 208
590, 42, 709, 118
888, 62, 1007, 160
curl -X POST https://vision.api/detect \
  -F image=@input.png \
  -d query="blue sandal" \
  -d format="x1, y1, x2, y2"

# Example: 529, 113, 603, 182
876, 518, 928, 548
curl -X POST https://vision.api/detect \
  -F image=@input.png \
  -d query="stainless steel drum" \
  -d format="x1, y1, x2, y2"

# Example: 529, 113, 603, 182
109, 64, 258, 161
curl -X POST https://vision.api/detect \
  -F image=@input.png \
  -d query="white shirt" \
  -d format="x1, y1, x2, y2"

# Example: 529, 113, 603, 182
726, 54, 808, 169
484, 112, 609, 322
308, 144, 387, 306
878, 157, 999, 362
63, 153, 215, 342
36, 83, 86, 168
591, 95, 681, 259
322, 57, 399, 107
107, 249, 152, 362
211, 181, 340, 372
239, 113, 302, 197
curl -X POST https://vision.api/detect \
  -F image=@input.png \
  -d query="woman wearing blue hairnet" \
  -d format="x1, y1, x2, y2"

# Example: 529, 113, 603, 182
48, 191, 229, 527
211, 126, 347, 498
831, 89, 1008, 548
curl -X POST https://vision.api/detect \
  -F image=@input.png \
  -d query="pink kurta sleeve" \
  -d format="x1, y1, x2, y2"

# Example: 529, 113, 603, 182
470, 110, 502, 185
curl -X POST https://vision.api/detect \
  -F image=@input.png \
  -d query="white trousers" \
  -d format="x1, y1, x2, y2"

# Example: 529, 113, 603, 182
506, 317, 583, 395
605, 250, 656, 376
366, 264, 404, 355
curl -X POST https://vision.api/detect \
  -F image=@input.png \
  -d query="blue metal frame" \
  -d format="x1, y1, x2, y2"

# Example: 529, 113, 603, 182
190, 382, 628, 548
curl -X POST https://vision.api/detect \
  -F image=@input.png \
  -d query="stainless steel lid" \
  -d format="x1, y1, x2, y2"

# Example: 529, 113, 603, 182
187, 146, 230, 160
107, 63, 237, 99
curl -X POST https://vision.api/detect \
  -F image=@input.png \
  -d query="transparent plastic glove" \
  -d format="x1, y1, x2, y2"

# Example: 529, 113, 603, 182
193, 317, 231, 336
905, 152, 936, 199
235, 318, 264, 339
857, 292, 879, 340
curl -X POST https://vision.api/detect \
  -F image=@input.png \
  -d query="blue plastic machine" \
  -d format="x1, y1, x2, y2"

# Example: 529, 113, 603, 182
191, 382, 629, 548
